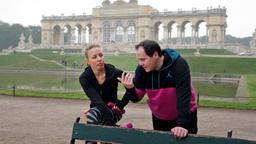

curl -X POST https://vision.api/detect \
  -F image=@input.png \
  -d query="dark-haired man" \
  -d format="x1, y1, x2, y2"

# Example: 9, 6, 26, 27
119, 40, 198, 139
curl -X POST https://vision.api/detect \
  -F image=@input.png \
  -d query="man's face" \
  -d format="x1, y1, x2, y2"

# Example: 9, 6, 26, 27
136, 46, 158, 72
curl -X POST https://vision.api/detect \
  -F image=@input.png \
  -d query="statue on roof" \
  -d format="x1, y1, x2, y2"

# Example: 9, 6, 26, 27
112, 0, 127, 5
17, 33, 25, 50
129, 0, 138, 4
102, 0, 110, 7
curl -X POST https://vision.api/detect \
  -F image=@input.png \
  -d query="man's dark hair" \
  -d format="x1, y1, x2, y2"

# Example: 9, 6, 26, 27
135, 40, 162, 57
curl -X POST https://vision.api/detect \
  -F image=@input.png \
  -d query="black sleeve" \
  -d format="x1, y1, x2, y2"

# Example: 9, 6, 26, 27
114, 66, 123, 78
113, 67, 131, 109
126, 65, 146, 103
134, 65, 146, 90
173, 57, 191, 129
79, 73, 105, 105
116, 92, 130, 109
125, 87, 140, 103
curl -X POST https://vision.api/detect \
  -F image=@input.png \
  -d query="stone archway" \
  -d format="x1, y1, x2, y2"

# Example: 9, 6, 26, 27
53, 25, 61, 45
41, 1, 227, 50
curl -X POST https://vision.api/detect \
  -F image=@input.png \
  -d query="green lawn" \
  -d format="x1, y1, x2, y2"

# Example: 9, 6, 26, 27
0, 89, 85, 99
246, 75, 256, 103
175, 48, 235, 56
2, 52, 256, 75
192, 81, 237, 97
0, 53, 64, 70
0, 72, 80, 90
186, 57, 256, 74
31, 49, 84, 68
1, 49, 256, 109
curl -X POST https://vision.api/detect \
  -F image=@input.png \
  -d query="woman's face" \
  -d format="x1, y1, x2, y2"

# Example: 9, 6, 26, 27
87, 47, 105, 70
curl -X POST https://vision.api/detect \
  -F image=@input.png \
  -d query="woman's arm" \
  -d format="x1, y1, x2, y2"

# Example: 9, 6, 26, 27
79, 74, 115, 123
79, 75, 105, 105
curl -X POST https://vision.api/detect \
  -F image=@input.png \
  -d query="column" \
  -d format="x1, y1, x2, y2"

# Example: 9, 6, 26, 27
81, 28, 87, 45
196, 27, 199, 44
168, 28, 172, 44
163, 25, 168, 43
176, 25, 181, 44
60, 29, 65, 46
191, 25, 195, 45
49, 30, 53, 45
89, 28, 92, 44
78, 29, 82, 44
154, 27, 158, 41
111, 27, 115, 43
71, 29, 76, 44
221, 26, 225, 47
123, 27, 128, 43
181, 31, 184, 44
205, 27, 209, 44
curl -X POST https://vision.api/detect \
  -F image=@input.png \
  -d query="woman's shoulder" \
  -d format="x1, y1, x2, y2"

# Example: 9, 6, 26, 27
105, 63, 115, 69
80, 66, 93, 78
105, 63, 121, 72
105, 63, 123, 78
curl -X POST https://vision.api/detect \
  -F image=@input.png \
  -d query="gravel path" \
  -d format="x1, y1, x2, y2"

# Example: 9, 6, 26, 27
0, 95, 255, 144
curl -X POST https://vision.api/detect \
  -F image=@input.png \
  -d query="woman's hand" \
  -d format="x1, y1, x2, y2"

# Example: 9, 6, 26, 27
117, 72, 134, 89
107, 102, 125, 117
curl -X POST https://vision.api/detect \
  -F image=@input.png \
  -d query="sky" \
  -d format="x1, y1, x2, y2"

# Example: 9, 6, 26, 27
0, 0, 255, 37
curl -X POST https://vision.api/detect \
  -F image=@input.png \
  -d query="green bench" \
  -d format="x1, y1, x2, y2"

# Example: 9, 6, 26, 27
70, 117, 256, 144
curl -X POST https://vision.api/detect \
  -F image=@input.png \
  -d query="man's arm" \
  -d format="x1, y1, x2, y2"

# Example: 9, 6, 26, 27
114, 68, 133, 109
173, 57, 191, 128
118, 66, 146, 103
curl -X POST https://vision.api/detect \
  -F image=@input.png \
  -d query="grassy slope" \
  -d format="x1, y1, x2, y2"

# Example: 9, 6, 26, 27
1, 49, 256, 109
0, 53, 64, 70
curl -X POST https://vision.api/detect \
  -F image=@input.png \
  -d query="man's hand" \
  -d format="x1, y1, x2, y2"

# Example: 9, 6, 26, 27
117, 72, 134, 89
171, 126, 188, 139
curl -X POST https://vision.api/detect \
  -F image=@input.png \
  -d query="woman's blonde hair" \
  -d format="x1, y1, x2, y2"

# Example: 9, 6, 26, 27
84, 44, 101, 59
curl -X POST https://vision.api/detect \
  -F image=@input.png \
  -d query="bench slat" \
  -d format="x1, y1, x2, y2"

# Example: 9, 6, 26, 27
71, 122, 256, 144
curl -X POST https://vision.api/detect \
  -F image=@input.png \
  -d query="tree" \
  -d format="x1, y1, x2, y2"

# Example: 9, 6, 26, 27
0, 22, 12, 49
28, 25, 41, 44
225, 35, 252, 47
0, 21, 41, 50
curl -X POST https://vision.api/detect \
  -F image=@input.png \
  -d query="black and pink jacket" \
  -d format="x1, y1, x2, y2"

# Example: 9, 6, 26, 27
128, 48, 197, 128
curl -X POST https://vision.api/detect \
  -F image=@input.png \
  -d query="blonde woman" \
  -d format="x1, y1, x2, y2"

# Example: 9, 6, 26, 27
79, 44, 133, 127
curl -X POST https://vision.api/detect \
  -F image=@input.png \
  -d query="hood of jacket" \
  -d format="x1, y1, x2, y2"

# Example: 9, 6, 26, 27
160, 48, 180, 71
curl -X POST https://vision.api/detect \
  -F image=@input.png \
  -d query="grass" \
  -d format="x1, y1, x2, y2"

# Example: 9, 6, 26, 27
198, 75, 256, 109
199, 99, 256, 110
192, 81, 237, 97
0, 72, 81, 90
185, 56, 256, 74
0, 48, 256, 109
0, 89, 85, 99
2, 49, 256, 75
0, 53, 64, 70
32, 49, 136, 70
175, 48, 235, 56
246, 75, 256, 103
105, 54, 137, 71
31, 49, 84, 68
